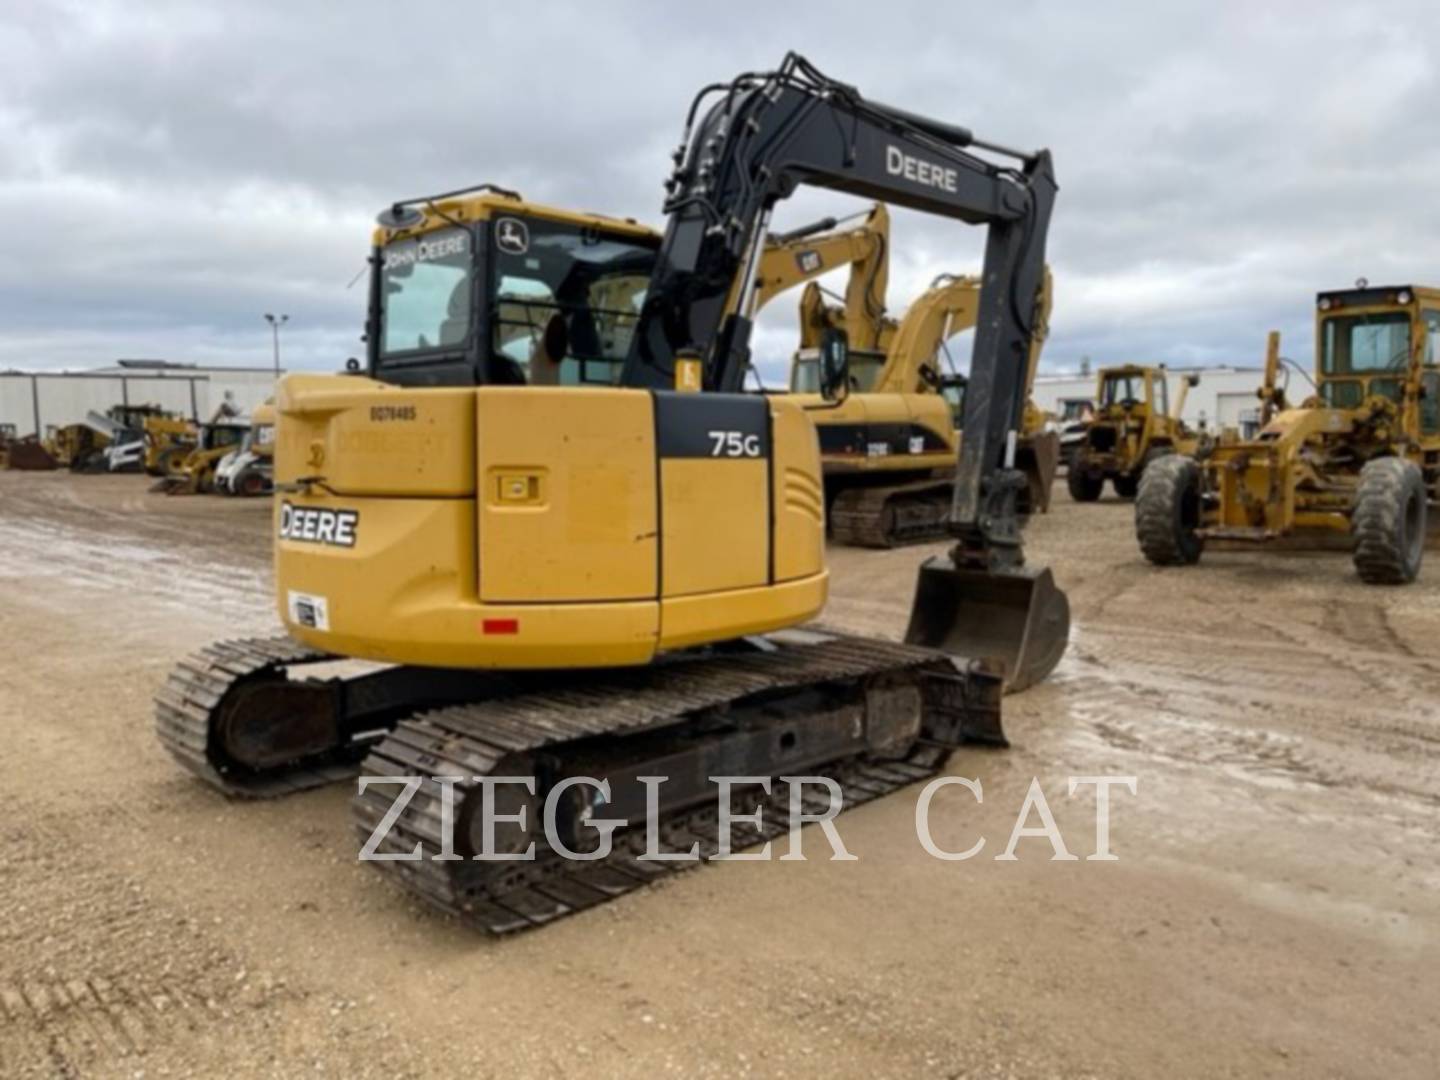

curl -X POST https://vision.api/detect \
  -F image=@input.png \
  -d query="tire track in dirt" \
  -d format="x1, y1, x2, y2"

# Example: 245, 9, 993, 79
0, 809, 295, 1076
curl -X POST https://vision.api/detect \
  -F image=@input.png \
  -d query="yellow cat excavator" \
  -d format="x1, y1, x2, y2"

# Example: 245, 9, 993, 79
791, 269, 1056, 545
156, 55, 1068, 933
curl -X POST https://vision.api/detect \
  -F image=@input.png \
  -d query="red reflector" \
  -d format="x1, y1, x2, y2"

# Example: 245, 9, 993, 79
481, 618, 519, 635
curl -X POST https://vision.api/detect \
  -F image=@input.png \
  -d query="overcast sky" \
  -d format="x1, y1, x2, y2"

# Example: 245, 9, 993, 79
3, 1, 1436, 383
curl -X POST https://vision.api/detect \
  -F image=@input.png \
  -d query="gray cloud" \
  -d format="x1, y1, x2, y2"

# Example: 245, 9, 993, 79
2, 1, 1435, 382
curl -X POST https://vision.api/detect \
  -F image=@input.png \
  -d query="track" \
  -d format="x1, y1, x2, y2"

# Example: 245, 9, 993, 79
353, 633, 1001, 933
154, 636, 364, 797
830, 478, 953, 547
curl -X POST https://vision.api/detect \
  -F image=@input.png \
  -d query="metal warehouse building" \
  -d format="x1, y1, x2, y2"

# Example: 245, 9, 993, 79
0, 360, 280, 436
1032, 365, 1269, 433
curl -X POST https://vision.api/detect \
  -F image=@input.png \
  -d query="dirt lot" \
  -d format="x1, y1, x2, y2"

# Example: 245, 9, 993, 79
0, 471, 1436, 1079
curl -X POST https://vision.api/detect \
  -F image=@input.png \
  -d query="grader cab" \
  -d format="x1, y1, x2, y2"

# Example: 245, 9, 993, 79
1137, 283, 1440, 584
1068, 364, 1198, 501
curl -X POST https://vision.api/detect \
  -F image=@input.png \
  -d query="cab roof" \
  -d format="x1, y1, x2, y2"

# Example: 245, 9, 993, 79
1317, 284, 1440, 309
372, 190, 658, 247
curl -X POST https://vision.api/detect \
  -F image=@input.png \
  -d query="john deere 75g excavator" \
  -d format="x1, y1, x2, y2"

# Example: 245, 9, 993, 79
156, 55, 1067, 933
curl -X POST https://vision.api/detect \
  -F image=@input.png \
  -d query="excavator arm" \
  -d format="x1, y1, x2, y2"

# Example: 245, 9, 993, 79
623, 53, 1067, 690
876, 273, 983, 394
749, 203, 891, 351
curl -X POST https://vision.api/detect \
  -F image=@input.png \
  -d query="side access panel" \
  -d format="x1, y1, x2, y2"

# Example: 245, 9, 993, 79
477, 388, 658, 603
655, 392, 769, 598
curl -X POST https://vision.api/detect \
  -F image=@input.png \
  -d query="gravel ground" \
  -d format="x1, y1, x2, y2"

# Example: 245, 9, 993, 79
0, 471, 1435, 1078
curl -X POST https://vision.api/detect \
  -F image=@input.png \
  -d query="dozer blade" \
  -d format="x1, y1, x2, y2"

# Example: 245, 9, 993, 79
903, 559, 1070, 693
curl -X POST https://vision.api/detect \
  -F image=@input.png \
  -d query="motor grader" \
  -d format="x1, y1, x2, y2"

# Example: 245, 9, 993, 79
1137, 283, 1439, 584
1067, 363, 1199, 501
156, 54, 1069, 933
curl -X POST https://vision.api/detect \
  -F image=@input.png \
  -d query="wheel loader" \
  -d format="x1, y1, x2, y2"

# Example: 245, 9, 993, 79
1138, 283, 1440, 583
1068, 364, 1199, 501
790, 269, 1058, 545
156, 54, 1069, 933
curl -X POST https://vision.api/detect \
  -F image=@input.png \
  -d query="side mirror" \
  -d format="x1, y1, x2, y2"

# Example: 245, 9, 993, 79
819, 328, 850, 402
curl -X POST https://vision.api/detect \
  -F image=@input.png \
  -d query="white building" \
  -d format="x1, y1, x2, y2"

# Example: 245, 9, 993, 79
1033, 364, 1268, 433
0, 360, 280, 436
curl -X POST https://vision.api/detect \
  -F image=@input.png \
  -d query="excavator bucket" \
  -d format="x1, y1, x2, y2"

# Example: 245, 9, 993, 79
1016, 431, 1060, 515
904, 559, 1070, 693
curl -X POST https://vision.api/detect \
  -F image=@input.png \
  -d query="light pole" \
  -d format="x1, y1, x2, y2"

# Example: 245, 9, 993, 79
264, 313, 289, 376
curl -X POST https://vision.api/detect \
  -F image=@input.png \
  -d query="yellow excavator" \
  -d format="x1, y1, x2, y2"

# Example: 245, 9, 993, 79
792, 269, 1057, 545
156, 55, 1068, 933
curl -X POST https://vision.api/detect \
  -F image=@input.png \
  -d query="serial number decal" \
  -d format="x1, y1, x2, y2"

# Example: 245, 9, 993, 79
707, 430, 763, 458
370, 405, 417, 422
279, 502, 359, 547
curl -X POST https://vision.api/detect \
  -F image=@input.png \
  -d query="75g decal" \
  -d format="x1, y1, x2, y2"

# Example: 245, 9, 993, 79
708, 430, 763, 458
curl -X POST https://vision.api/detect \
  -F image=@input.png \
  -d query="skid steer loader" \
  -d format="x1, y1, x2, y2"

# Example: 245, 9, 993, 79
1138, 284, 1440, 583
1068, 364, 1199, 501
791, 269, 1058, 545
215, 402, 276, 496
156, 54, 1069, 933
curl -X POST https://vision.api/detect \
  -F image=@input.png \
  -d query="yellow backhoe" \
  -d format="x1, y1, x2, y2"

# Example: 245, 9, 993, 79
1067, 364, 1199, 501
150, 402, 249, 495
156, 55, 1069, 933
1137, 284, 1439, 582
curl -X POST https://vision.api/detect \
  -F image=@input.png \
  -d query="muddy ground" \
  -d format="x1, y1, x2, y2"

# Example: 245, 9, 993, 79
0, 471, 1435, 1079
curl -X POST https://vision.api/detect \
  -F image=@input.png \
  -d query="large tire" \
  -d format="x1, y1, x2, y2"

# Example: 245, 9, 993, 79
1115, 446, 1171, 501
156, 446, 189, 477
236, 468, 269, 497
1352, 457, 1426, 584
1067, 463, 1104, 503
1136, 455, 1204, 565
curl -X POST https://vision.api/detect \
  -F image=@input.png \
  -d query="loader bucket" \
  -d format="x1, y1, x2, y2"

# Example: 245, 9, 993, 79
904, 559, 1070, 693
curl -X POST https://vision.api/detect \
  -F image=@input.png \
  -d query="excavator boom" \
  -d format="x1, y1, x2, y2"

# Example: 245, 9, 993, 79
619, 53, 1067, 688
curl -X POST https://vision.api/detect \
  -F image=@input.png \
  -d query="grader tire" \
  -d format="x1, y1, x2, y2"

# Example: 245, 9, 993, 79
1352, 457, 1426, 585
1136, 454, 1204, 566
1067, 464, 1104, 503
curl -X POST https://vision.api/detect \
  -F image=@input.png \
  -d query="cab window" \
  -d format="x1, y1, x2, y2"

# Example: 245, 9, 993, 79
490, 217, 657, 386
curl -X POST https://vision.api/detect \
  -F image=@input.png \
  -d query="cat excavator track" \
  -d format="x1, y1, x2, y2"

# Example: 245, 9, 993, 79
352, 631, 1002, 933
829, 478, 954, 548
